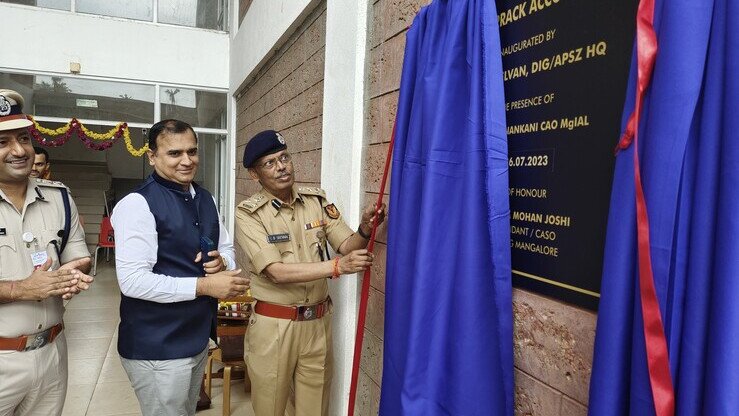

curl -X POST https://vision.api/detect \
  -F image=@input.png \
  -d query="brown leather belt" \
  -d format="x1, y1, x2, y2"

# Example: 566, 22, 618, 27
255, 299, 330, 321
0, 323, 64, 351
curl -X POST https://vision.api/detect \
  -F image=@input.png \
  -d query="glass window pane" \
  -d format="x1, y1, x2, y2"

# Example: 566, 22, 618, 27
1, 0, 70, 11
160, 87, 226, 129
158, 0, 227, 30
76, 0, 153, 21
0, 72, 35, 98
30, 76, 155, 123
194, 134, 223, 199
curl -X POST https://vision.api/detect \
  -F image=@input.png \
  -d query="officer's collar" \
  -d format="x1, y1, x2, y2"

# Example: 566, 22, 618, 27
26, 178, 48, 205
0, 179, 46, 209
32, 184, 47, 202
262, 187, 304, 215
151, 171, 197, 197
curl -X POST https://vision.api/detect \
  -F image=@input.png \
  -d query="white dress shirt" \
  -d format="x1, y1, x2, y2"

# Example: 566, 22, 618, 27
111, 185, 236, 303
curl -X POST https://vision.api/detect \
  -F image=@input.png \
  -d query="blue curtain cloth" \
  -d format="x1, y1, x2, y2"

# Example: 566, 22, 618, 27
380, 1, 512, 415
589, 0, 739, 414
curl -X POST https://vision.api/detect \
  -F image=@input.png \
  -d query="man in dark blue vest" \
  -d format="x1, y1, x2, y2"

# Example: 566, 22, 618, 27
111, 119, 249, 416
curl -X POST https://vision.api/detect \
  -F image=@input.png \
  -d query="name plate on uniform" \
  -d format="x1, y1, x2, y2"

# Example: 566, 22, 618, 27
267, 233, 290, 244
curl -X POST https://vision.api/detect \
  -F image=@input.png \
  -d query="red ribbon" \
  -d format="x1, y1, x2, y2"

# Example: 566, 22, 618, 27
347, 121, 396, 416
621, 0, 676, 414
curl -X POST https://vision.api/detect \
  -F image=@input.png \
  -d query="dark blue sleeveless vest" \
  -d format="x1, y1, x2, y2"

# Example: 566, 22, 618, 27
118, 172, 219, 360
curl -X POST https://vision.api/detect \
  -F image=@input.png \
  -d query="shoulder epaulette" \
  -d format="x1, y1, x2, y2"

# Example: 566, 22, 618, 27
297, 186, 327, 199
34, 178, 70, 191
237, 193, 270, 214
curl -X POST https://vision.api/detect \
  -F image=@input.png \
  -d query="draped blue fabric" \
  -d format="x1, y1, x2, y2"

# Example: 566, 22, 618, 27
589, 0, 739, 414
380, 1, 512, 415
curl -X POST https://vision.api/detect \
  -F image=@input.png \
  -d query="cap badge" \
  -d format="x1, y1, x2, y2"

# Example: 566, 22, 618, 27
276, 132, 286, 145
0, 96, 11, 116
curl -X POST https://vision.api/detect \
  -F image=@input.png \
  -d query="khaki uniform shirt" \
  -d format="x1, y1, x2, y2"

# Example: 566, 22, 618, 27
235, 186, 353, 306
0, 179, 89, 338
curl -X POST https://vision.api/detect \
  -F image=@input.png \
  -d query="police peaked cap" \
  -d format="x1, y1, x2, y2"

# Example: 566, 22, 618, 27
243, 130, 287, 168
0, 89, 33, 132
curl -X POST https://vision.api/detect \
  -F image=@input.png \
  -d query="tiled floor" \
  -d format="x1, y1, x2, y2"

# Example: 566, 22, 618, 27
61, 261, 255, 416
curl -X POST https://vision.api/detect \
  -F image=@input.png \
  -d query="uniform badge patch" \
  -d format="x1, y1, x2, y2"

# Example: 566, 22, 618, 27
324, 204, 340, 219
267, 233, 291, 244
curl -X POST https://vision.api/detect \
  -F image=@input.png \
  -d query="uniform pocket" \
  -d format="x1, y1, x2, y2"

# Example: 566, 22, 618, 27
245, 314, 280, 378
0, 236, 20, 278
274, 241, 294, 262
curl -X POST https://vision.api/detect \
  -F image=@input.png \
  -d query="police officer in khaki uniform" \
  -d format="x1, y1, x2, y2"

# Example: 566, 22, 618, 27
0, 89, 93, 416
235, 130, 386, 416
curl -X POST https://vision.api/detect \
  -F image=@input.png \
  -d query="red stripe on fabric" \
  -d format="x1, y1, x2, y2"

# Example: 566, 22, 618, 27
629, 0, 676, 413
0, 114, 29, 122
347, 120, 396, 416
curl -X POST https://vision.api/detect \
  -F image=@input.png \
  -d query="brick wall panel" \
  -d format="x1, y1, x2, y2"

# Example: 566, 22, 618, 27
354, 371, 381, 416
367, 91, 399, 145
365, 287, 385, 339
370, 0, 432, 49
291, 149, 322, 184
360, 328, 384, 384
363, 143, 392, 194
513, 289, 596, 404
369, 242, 387, 293
281, 116, 322, 154
244, 8, 327, 110
515, 369, 563, 416
368, 34, 406, 99
560, 396, 587, 416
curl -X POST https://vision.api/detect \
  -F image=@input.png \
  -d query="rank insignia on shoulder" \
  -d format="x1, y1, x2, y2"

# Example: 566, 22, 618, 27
324, 204, 340, 219
304, 219, 327, 230
267, 233, 290, 244
0, 228, 5, 236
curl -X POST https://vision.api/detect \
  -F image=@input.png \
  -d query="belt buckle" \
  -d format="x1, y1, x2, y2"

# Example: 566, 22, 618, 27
24, 329, 50, 351
296, 305, 318, 321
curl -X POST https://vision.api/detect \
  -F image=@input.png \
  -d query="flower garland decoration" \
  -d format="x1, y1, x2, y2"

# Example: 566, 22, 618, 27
27, 116, 150, 157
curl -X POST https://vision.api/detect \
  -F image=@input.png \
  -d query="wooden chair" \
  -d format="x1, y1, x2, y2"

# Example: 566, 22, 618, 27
204, 296, 252, 416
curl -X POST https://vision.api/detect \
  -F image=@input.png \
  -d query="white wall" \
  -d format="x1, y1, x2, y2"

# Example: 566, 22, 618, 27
0, 3, 229, 88
322, 1, 369, 414
229, 0, 319, 95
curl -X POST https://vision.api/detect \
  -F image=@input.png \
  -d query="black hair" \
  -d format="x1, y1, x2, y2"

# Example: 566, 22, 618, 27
33, 146, 50, 163
147, 119, 197, 151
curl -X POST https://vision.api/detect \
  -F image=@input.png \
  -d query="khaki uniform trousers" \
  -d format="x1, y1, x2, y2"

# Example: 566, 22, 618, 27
0, 334, 68, 416
246, 312, 333, 416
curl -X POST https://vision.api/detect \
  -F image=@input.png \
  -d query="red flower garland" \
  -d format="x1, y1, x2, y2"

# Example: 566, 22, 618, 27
29, 118, 127, 151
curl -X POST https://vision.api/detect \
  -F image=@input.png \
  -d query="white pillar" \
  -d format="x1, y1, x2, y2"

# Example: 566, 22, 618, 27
321, 0, 369, 414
